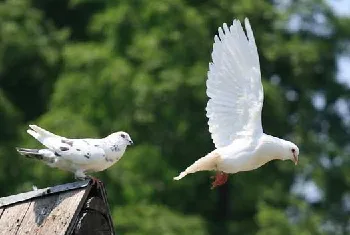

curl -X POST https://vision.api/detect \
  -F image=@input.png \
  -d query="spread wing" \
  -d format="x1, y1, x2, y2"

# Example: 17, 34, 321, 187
206, 18, 264, 148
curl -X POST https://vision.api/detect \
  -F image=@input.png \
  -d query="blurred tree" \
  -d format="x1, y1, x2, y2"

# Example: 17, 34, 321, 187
0, 0, 349, 234
0, 0, 67, 194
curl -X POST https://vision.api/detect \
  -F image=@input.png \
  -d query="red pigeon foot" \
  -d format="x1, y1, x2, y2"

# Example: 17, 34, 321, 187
211, 172, 228, 189
87, 176, 101, 187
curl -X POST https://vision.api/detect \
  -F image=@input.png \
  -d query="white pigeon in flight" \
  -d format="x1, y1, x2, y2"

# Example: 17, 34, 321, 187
174, 18, 299, 189
17, 124, 133, 180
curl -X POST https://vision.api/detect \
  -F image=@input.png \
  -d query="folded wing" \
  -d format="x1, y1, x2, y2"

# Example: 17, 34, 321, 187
206, 18, 264, 148
55, 139, 106, 164
27, 125, 106, 164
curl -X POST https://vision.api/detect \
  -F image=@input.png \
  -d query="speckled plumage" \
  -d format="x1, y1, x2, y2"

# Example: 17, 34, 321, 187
17, 125, 133, 179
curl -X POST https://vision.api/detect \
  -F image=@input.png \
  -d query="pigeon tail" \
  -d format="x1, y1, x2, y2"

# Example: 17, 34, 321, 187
174, 152, 220, 180
17, 147, 41, 157
16, 147, 56, 164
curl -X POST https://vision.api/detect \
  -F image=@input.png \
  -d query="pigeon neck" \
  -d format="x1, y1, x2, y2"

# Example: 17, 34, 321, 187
262, 135, 288, 160
103, 137, 127, 150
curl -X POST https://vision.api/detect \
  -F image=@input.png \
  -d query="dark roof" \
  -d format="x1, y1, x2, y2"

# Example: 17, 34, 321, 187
0, 180, 90, 208
0, 180, 115, 235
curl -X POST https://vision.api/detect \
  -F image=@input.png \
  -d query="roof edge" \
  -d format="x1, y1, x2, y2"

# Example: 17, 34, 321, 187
0, 179, 91, 208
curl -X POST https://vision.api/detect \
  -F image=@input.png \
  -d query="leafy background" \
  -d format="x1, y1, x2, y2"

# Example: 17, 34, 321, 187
0, 0, 349, 234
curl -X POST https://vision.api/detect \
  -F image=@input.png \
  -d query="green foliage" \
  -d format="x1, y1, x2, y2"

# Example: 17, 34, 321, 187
0, 0, 349, 234
114, 204, 208, 235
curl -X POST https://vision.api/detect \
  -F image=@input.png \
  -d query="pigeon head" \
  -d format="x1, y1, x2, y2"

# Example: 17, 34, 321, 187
106, 131, 133, 146
282, 140, 299, 165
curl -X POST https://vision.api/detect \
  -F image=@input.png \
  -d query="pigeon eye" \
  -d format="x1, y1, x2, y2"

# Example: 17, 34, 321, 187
291, 148, 295, 153
121, 134, 126, 138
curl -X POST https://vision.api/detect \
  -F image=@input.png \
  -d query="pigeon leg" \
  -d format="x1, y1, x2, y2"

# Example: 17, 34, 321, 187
86, 175, 102, 186
74, 170, 101, 186
74, 170, 87, 181
211, 172, 229, 189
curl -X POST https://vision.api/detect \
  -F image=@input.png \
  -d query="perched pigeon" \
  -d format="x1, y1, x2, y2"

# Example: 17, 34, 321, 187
17, 125, 133, 180
174, 18, 299, 189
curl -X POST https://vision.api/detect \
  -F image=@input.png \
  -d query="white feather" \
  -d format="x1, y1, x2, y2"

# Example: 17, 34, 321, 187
206, 18, 263, 148
174, 18, 300, 183
17, 125, 133, 179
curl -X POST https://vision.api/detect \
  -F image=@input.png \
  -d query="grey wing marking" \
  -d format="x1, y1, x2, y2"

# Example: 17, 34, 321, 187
53, 139, 106, 164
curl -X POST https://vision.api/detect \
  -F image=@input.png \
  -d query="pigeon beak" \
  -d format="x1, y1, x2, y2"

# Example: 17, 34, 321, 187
293, 153, 298, 165
128, 139, 134, 145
